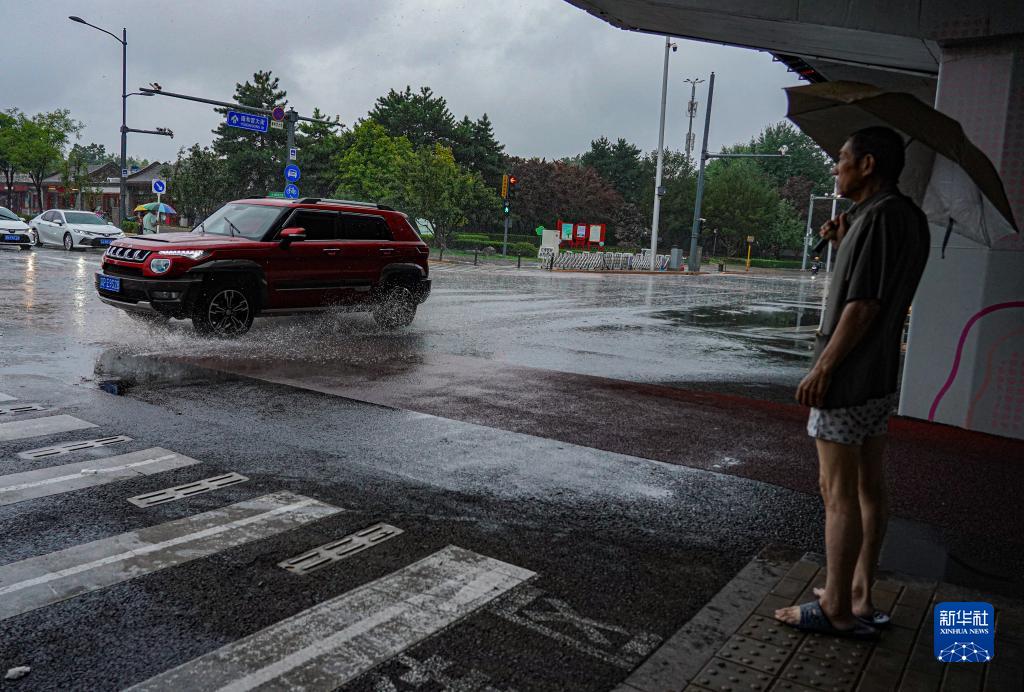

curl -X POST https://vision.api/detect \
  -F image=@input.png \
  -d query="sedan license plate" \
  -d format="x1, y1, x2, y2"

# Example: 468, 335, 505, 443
99, 238, 113, 245
98, 275, 121, 292
3, 234, 21, 242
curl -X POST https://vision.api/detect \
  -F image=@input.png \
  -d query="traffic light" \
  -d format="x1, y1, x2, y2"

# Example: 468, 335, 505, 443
508, 175, 518, 197
503, 201, 511, 216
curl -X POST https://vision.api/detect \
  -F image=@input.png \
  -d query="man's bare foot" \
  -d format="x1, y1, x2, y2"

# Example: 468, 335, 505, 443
774, 599, 860, 631
813, 586, 876, 619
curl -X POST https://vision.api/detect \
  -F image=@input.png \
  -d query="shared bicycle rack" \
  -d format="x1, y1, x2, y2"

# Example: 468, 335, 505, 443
542, 250, 671, 272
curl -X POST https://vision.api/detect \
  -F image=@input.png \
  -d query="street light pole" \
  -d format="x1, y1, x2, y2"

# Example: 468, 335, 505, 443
69, 17, 129, 224
120, 27, 127, 225
649, 36, 674, 271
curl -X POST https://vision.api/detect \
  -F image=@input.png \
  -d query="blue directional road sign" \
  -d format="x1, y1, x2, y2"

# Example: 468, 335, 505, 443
226, 110, 269, 133
151, 179, 166, 194
284, 164, 301, 183
284, 184, 300, 199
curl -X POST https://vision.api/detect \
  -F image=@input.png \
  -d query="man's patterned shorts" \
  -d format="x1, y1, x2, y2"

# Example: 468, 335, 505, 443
807, 393, 898, 446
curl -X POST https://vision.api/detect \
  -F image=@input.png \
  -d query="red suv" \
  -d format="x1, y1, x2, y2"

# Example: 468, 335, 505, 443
94, 197, 430, 336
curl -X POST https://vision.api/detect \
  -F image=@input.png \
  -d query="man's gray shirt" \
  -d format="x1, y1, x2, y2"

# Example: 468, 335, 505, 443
812, 188, 930, 409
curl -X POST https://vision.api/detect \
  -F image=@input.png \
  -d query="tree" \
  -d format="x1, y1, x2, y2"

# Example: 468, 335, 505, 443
0, 109, 20, 208
580, 137, 646, 206
11, 110, 82, 213
700, 159, 781, 258
451, 113, 504, 189
296, 107, 345, 197
368, 86, 457, 150
334, 120, 415, 207
60, 145, 99, 210
212, 70, 288, 198
731, 122, 834, 205
170, 144, 232, 225
505, 157, 624, 239
402, 144, 496, 249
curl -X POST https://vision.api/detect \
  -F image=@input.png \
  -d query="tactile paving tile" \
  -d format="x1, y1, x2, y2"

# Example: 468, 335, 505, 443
798, 633, 872, 666
780, 652, 859, 692
738, 614, 804, 651
692, 657, 773, 692
769, 680, 821, 692
716, 634, 793, 675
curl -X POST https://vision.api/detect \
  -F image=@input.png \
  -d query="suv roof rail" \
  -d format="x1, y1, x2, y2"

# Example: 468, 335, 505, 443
314, 198, 382, 209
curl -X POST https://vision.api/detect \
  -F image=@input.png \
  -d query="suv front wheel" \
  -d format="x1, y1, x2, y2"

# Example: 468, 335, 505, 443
192, 281, 255, 337
373, 284, 417, 330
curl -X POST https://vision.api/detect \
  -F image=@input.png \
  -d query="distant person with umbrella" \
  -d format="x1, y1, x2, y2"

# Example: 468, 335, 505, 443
774, 127, 930, 639
137, 202, 176, 234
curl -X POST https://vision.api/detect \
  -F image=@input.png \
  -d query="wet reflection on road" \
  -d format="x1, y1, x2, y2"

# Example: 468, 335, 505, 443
0, 249, 824, 393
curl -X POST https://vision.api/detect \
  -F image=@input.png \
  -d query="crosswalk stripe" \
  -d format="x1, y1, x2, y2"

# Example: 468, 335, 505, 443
0, 492, 341, 621
0, 448, 199, 506
127, 545, 535, 691
0, 414, 96, 442
0, 393, 14, 402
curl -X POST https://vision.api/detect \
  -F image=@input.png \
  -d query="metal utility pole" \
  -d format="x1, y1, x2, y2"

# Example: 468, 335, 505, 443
649, 36, 675, 271
682, 78, 704, 162
687, 72, 715, 272
139, 88, 341, 191
70, 17, 173, 223
688, 73, 789, 272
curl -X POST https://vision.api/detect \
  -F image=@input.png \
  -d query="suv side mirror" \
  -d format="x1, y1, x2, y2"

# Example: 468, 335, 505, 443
279, 226, 306, 247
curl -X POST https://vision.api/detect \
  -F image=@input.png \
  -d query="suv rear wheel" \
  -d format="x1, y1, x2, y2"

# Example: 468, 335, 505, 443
373, 284, 417, 330
192, 281, 255, 337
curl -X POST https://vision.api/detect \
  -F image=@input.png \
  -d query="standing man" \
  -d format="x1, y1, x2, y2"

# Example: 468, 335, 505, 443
775, 127, 930, 638
142, 209, 158, 234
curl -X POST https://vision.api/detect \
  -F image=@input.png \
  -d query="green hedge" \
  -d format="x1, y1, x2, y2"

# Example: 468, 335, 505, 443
719, 257, 803, 269
121, 220, 139, 234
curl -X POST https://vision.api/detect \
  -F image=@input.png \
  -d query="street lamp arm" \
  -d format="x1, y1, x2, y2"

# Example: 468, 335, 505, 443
139, 88, 343, 128
124, 127, 173, 138
704, 152, 788, 160
68, 16, 124, 44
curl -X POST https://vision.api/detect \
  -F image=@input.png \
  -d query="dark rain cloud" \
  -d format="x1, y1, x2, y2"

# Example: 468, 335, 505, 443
4, 0, 801, 164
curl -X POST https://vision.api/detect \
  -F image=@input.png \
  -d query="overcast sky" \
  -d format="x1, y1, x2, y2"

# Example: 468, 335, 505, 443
4, 0, 803, 165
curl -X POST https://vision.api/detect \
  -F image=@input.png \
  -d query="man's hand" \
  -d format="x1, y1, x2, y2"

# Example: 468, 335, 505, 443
819, 213, 849, 248
796, 364, 832, 408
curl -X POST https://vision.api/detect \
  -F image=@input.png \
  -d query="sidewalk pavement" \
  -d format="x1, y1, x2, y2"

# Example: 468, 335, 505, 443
617, 546, 1023, 692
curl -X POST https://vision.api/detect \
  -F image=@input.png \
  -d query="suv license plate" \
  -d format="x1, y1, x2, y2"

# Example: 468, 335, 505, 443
99, 275, 121, 292
99, 238, 113, 245
3, 234, 20, 242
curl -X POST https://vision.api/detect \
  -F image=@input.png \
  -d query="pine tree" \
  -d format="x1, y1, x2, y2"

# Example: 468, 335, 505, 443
211, 70, 288, 198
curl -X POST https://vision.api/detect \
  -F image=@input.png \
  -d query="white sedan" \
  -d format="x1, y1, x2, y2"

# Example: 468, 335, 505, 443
0, 206, 33, 250
29, 209, 125, 250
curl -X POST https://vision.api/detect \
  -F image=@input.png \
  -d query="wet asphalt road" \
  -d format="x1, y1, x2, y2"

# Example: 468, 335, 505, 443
0, 245, 1020, 690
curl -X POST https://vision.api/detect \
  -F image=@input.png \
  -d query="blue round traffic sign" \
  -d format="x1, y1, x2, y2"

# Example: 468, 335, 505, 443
284, 184, 299, 199
272, 106, 285, 121
284, 164, 301, 183
151, 179, 166, 194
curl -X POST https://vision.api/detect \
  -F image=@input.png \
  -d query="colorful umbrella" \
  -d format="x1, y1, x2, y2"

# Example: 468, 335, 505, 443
134, 202, 176, 215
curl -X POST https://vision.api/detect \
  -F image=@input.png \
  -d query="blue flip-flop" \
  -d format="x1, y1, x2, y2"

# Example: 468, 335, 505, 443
788, 600, 879, 640
856, 609, 892, 628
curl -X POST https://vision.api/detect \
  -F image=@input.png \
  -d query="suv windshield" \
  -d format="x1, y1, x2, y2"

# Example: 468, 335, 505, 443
0, 207, 21, 222
64, 211, 107, 225
195, 203, 283, 240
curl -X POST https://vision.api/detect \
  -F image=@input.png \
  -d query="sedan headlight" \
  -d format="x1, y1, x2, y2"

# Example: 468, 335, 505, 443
150, 258, 172, 274
157, 250, 208, 260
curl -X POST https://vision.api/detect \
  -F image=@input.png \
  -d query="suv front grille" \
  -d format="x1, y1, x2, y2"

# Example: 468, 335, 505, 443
106, 246, 151, 262
103, 264, 145, 277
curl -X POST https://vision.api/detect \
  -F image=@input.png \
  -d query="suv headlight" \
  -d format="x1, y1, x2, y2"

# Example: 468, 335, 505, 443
150, 258, 172, 274
157, 250, 208, 260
